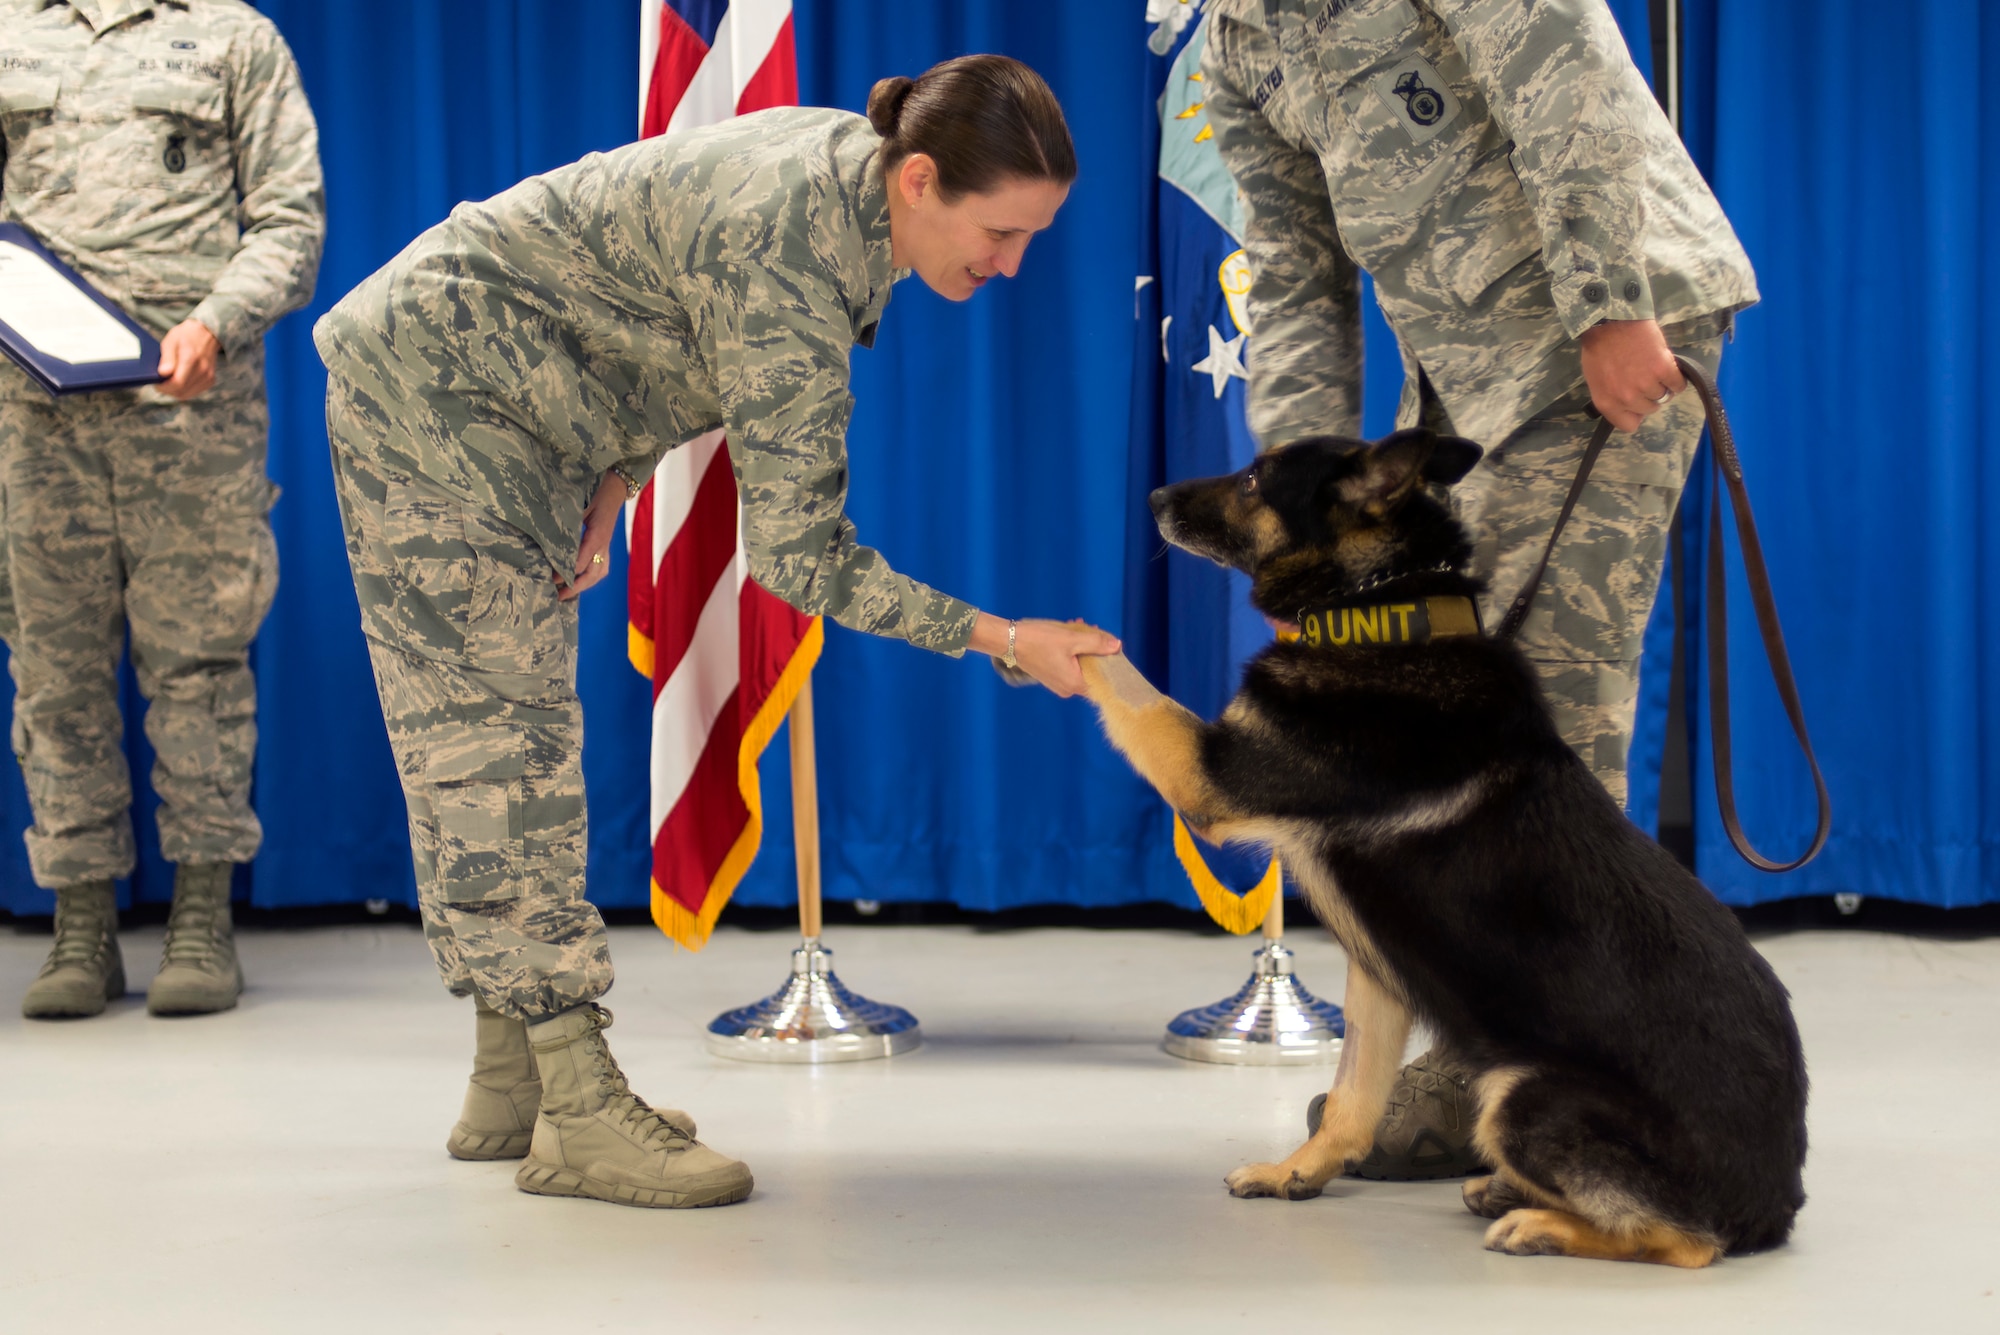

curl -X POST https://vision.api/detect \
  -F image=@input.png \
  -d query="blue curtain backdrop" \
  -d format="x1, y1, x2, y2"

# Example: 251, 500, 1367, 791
1638, 0, 1998, 907
3, 2, 1993, 914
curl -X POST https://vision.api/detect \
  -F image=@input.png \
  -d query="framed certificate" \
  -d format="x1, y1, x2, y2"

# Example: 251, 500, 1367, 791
0, 222, 165, 396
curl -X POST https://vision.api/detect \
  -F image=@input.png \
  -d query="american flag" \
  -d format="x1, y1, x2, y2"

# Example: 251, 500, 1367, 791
626, 0, 813, 950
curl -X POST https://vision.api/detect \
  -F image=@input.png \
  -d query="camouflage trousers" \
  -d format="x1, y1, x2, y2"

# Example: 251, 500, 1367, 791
325, 375, 611, 1023
1451, 322, 1725, 807
0, 391, 278, 888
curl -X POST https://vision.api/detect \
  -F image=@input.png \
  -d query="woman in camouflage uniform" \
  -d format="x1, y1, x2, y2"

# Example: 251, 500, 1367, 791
314, 56, 1111, 1210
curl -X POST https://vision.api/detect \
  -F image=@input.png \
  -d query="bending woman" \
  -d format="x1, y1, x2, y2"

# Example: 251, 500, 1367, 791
315, 56, 1114, 1210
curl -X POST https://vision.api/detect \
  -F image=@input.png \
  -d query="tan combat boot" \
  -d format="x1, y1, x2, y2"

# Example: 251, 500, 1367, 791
447, 995, 543, 1160
1307, 1047, 1492, 1180
515, 1004, 752, 1208
147, 863, 243, 1016
450, 996, 699, 1160
22, 879, 125, 1019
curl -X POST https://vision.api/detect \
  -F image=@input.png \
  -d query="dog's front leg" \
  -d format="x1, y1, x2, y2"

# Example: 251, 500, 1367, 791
1225, 964, 1411, 1201
1079, 653, 1236, 831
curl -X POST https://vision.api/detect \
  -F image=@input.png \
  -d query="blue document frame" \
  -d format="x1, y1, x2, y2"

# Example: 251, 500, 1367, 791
0, 222, 165, 396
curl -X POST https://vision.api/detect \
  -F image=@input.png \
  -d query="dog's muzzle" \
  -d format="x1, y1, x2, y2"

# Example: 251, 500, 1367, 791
1148, 486, 1179, 542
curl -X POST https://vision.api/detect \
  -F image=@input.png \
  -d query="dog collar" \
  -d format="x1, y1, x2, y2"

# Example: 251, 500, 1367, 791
1295, 595, 1482, 649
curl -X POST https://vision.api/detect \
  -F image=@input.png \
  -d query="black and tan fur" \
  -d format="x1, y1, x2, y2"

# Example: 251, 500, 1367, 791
1082, 430, 1807, 1267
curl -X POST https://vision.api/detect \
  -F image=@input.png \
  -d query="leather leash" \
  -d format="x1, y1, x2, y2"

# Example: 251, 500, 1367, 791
1497, 355, 1831, 871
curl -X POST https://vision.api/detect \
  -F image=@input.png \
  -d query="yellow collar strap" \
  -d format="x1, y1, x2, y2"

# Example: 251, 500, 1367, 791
1295, 595, 1482, 649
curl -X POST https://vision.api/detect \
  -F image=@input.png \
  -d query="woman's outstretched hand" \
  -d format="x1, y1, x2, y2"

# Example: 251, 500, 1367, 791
970, 613, 1121, 698
561, 469, 630, 602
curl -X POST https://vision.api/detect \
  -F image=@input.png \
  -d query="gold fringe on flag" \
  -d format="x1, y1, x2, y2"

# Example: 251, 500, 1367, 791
1172, 811, 1280, 935
649, 618, 825, 951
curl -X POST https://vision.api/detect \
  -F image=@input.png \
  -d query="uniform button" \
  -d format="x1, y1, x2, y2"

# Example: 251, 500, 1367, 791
1624, 280, 1642, 301
1582, 282, 1608, 304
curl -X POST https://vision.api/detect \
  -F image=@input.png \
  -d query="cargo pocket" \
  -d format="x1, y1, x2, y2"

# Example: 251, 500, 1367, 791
521, 789, 587, 891
460, 508, 571, 681
408, 729, 528, 905
215, 477, 282, 646
130, 77, 232, 198
0, 74, 61, 193
0, 472, 15, 645
379, 484, 477, 659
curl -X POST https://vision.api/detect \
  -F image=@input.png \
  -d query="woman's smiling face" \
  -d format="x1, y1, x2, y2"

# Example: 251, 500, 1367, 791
887, 153, 1068, 302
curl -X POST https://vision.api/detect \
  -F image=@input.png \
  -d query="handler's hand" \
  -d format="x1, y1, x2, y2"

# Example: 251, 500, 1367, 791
971, 613, 1120, 698
155, 319, 221, 400
1580, 318, 1684, 433
560, 469, 628, 601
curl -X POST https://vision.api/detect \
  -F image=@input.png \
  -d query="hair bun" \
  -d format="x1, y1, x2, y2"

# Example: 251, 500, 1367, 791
866, 75, 916, 137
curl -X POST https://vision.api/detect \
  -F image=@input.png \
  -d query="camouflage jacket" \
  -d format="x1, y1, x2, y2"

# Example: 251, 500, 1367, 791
0, 0, 325, 401
315, 107, 979, 655
1202, 0, 1758, 449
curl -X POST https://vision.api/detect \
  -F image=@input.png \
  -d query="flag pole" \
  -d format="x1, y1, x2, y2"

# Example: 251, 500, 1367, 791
789, 680, 822, 942
703, 663, 922, 1063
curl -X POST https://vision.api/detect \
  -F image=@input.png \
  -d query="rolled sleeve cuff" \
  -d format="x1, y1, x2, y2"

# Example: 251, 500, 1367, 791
904, 592, 980, 657
1553, 263, 1657, 338
189, 295, 252, 356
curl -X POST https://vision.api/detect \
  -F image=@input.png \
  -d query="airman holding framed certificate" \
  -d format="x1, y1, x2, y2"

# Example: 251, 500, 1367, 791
0, 0, 325, 1020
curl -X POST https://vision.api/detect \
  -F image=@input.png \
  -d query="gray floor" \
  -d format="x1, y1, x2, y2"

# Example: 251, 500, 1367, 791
2, 919, 1996, 1334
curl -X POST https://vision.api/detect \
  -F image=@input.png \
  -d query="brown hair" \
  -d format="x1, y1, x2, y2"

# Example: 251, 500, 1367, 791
866, 55, 1076, 199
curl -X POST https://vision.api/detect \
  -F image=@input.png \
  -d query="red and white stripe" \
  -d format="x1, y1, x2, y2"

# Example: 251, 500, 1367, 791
639, 0, 796, 137
627, 1, 813, 949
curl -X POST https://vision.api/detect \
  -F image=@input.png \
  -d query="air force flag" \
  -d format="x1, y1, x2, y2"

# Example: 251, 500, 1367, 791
1125, 6, 1280, 931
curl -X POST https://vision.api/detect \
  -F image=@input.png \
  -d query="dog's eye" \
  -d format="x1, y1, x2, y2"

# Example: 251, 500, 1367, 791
1240, 471, 1260, 496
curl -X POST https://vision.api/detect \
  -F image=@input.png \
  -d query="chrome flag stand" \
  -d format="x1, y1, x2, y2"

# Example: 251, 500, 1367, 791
1164, 886, 1344, 1065
706, 679, 921, 1063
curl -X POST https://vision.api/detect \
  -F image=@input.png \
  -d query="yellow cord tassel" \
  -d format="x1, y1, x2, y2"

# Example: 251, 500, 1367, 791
1172, 811, 1280, 934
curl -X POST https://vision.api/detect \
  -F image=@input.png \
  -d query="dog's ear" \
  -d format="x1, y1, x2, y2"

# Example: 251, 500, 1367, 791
1422, 435, 1484, 486
1337, 429, 1436, 516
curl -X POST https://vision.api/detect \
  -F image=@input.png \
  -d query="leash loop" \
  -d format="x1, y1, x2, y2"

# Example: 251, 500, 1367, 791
1499, 355, 1831, 871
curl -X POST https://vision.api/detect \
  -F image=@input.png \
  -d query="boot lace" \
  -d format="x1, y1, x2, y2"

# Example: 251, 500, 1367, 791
584, 1009, 694, 1150
161, 895, 225, 968
41, 896, 112, 973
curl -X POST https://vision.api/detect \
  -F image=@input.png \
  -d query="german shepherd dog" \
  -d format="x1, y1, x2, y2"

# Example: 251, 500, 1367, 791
1080, 429, 1807, 1267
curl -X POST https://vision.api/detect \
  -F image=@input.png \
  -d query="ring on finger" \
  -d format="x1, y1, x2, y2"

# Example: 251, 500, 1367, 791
590, 553, 606, 566
1650, 389, 1673, 406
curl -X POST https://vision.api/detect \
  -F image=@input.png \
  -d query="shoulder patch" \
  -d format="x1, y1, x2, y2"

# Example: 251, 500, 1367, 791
1371, 55, 1460, 144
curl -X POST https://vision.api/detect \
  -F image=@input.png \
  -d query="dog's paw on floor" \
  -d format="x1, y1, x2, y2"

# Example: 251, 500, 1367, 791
1225, 1163, 1322, 1201
1462, 1173, 1533, 1219
1483, 1208, 1721, 1268
1485, 1208, 1578, 1256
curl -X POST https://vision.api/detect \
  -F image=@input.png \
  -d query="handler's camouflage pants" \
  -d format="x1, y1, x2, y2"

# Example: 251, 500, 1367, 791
0, 392, 278, 887
1451, 322, 1725, 808
325, 376, 610, 1023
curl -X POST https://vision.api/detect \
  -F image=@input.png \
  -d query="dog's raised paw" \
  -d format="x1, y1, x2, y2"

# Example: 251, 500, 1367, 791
1079, 652, 1162, 710
1226, 1163, 1322, 1201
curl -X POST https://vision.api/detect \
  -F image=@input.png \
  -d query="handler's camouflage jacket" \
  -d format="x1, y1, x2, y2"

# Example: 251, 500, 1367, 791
1202, 0, 1758, 449
316, 107, 979, 655
0, 0, 325, 400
